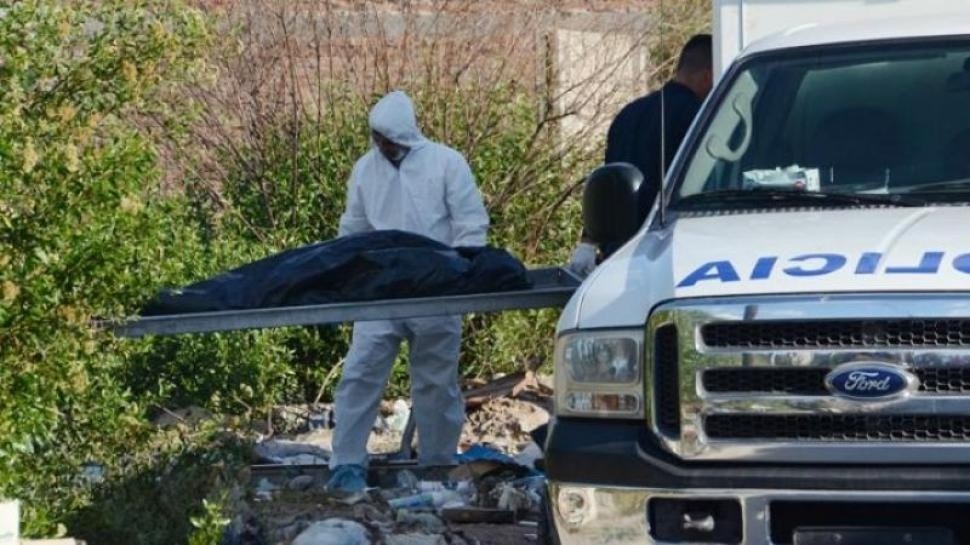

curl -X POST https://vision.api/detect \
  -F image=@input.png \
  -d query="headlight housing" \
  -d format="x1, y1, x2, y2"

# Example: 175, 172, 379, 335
554, 329, 644, 419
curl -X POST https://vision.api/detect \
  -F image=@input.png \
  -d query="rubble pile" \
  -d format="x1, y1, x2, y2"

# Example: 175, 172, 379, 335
233, 375, 552, 545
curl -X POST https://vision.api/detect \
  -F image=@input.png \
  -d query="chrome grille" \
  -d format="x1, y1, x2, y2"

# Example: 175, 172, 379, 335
705, 414, 970, 442
918, 367, 970, 393
702, 368, 829, 395
702, 319, 970, 349
700, 367, 970, 395
654, 324, 681, 438
648, 295, 970, 463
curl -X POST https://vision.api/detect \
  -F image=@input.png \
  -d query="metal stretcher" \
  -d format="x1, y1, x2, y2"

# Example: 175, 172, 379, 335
105, 266, 580, 463
108, 267, 581, 337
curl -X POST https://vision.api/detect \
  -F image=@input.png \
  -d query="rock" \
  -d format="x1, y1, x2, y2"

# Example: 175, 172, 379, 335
291, 519, 369, 545
383, 534, 446, 545
394, 511, 445, 534
287, 475, 316, 491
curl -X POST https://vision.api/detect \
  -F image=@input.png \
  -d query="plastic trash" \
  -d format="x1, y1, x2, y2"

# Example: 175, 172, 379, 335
280, 453, 329, 466
80, 462, 105, 484
455, 443, 542, 477
513, 442, 543, 470
493, 482, 534, 512
388, 490, 464, 510
254, 478, 278, 501
309, 407, 334, 430
417, 481, 473, 495
396, 469, 420, 491
292, 519, 370, 545
253, 439, 330, 465
0, 501, 18, 545
395, 511, 446, 533
385, 399, 411, 433
455, 444, 517, 465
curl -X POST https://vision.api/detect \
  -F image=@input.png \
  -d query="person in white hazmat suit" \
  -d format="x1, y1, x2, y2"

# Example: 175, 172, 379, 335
326, 91, 490, 494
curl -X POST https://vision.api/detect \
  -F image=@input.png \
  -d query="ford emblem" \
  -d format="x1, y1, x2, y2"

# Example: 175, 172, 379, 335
825, 362, 917, 401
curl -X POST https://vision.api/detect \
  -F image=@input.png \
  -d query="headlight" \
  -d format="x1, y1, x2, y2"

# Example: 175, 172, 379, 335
555, 330, 644, 419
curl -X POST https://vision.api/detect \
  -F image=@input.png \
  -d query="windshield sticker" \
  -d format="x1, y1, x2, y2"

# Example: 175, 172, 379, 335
678, 250, 962, 287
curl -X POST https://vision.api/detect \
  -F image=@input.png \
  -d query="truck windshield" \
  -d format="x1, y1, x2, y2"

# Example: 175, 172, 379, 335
672, 42, 970, 210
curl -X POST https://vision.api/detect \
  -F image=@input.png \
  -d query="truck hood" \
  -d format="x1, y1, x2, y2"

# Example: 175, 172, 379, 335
563, 207, 970, 330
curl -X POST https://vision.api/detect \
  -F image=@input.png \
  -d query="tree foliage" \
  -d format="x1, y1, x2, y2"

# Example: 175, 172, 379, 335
0, 0, 209, 534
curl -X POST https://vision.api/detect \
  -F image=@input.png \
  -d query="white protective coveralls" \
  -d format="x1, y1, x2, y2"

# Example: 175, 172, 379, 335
331, 91, 490, 467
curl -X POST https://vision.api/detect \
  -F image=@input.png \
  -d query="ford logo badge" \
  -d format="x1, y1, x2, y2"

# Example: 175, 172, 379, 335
825, 362, 917, 400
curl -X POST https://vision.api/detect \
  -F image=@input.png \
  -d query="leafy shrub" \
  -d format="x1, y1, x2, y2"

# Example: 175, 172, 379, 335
0, 0, 209, 534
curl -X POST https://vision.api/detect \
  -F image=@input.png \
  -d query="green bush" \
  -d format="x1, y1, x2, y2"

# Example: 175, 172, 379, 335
68, 427, 246, 545
0, 0, 209, 535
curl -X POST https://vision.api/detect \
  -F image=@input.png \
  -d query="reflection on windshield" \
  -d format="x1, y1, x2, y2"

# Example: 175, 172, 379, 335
674, 43, 970, 207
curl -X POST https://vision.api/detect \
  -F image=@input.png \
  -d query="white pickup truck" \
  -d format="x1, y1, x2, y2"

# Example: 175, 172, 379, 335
544, 1, 970, 544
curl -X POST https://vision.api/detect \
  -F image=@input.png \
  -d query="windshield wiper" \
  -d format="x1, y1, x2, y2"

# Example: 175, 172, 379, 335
672, 188, 925, 210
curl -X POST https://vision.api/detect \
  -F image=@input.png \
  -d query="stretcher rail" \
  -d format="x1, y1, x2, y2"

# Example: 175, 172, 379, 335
106, 267, 581, 338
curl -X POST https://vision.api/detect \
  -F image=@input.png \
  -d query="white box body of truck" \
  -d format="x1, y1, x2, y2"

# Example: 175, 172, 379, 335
544, 1, 970, 544
714, 0, 968, 77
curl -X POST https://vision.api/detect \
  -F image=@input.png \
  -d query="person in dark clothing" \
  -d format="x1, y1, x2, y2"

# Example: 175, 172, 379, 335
568, 34, 714, 276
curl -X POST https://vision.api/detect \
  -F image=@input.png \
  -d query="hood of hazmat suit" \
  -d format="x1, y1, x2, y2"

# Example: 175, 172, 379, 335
368, 91, 428, 150
338, 90, 489, 248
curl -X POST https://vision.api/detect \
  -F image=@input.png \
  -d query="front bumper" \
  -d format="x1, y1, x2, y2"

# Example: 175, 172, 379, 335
548, 483, 970, 545
546, 418, 970, 544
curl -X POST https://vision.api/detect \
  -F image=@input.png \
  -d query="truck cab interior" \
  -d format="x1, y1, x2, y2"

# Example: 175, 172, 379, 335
677, 42, 970, 200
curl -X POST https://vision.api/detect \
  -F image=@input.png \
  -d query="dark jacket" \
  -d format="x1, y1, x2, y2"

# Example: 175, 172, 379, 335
605, 81, 702, 222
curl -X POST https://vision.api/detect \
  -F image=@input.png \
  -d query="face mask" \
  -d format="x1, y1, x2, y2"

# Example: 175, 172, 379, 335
386, 146, 409, 163
373, 133, 409, 164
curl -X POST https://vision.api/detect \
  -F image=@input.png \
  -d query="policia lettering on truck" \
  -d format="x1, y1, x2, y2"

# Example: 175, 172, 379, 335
678, 251, 970, 287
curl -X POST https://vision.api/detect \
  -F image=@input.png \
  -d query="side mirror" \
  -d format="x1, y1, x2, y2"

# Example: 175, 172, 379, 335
583, 163, 643, 246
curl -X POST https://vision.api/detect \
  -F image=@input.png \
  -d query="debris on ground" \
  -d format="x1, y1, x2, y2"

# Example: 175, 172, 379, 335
233, 373, 552, 545
291, 519, 370, 545
384, 534, 447, 545
287, 475, 316, 492
395, 510, 447, 533
384, 399, 412, 433
254, 439, 331, 466
440, 507, 515, 524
